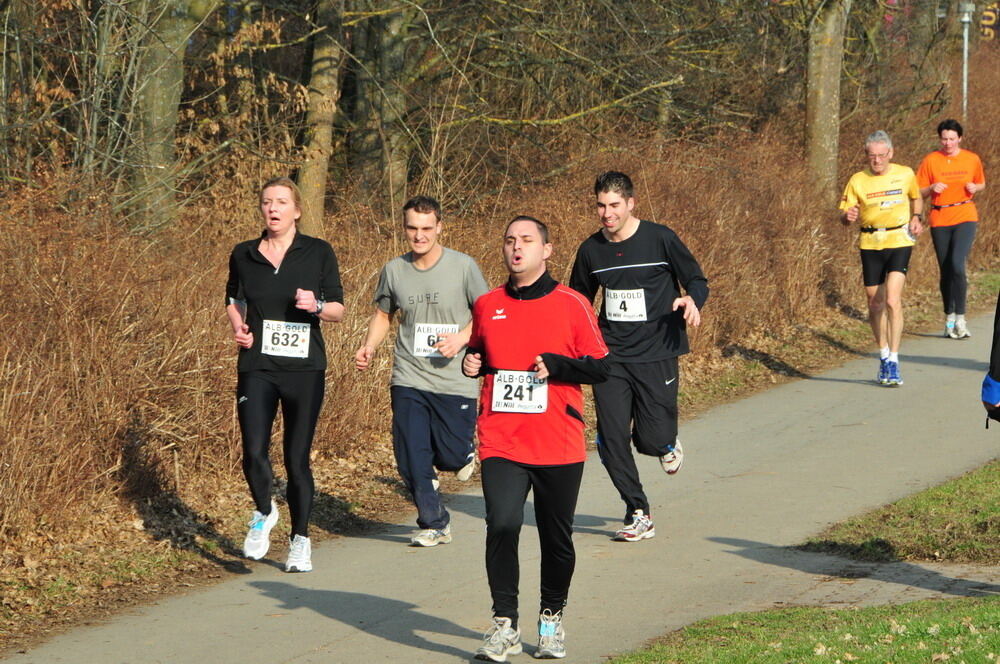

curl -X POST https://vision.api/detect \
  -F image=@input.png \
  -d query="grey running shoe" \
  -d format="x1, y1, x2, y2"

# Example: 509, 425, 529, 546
410, 525, 452, 547
659, 440, 683, 475
284, 534, 312, 572
533, 609, 566, 659
613, 509, 655, 542
476, 616, 522, 662
955, 319, 971, 339
243, 499, 278, 560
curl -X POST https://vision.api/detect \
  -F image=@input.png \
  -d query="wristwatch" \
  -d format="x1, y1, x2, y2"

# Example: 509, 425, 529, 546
314, 299, 325, 315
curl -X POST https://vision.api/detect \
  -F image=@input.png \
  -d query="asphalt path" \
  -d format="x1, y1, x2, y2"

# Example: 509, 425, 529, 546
10, 314, 1000, 663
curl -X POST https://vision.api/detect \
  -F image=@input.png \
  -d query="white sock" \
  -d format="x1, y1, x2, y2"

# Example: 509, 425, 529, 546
888, 352, 899, 363
956, 314, 966, 324
947, 313, 957, 323
880, 347, 890, 360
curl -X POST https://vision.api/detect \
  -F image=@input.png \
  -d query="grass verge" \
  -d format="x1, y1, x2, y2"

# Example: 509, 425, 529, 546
609, 597, 1000, 664
802, 459, 1000, 564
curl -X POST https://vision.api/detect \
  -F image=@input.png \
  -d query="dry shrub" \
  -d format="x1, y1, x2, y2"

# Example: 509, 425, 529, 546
1, 42, 999, 645
0, 185, 228, 541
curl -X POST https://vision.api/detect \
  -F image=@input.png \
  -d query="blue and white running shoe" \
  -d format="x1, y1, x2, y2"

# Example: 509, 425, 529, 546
884, 360, 903, 386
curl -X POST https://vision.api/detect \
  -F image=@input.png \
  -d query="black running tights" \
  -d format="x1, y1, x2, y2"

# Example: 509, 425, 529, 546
237, 370, 325, 537
930, 221, 978, 315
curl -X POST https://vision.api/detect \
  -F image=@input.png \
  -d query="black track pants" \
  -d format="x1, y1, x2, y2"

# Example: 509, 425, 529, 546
237, 370, 325, 537
592, 357, 678, 520
481, 457, 584, 628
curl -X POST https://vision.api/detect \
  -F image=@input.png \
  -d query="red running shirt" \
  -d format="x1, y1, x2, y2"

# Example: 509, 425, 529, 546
470, 284, 608, 465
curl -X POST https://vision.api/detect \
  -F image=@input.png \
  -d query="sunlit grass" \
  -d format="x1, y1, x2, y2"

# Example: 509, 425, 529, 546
803, 460, 1000, 565
610, 598, 1000, 663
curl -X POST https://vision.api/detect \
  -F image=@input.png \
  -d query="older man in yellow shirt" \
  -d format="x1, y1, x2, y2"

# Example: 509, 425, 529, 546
839, 130, 924, 386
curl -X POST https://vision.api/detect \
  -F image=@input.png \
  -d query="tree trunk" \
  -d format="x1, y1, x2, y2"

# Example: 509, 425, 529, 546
0, 0, 34, 180
297, 0, 344, 237
346, 2, 415, 215
347, 3, 381, 191
131, 0, 217, 231
806, 0, 852, 205
378, 6, 411, 214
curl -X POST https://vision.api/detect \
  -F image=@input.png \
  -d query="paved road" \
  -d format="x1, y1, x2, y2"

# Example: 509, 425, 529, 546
10, 315, 1000, 663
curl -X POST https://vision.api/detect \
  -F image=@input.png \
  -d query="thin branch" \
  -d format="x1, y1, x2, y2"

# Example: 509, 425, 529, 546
438, 77, 683, 129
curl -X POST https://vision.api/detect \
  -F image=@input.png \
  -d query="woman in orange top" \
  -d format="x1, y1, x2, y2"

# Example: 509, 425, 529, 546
917, 119, 987, 339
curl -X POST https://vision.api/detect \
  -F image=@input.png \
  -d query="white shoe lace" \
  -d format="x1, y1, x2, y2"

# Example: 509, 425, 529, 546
538, 610, 562, 649
288, 538, 307, 560
246, 513, 266, 541
631, 513, 650, 533
482, 618, 514, 649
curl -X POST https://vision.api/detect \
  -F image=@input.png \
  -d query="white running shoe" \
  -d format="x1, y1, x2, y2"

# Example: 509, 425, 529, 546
475, 616, 522, 662
613, 509, 655, 542
410, 525, 452, 547
945, 319, 958, 339
659, 440, 683, 475
955, 319, 971, 339
243, 499, 278, 560
456, 457, 476, 482
284, 534, 312, 572
533, 609, 566, 659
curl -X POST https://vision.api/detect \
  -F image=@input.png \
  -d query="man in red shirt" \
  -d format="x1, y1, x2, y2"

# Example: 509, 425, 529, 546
463, 216, 609, 661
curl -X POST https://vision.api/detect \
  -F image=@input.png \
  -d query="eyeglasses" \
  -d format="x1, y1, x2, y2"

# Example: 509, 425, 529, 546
866, 152, 890, 160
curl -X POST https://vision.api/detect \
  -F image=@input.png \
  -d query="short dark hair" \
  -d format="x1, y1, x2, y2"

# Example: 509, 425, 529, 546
594, 171, 634, 199
402, 195, 442, 222
937, 118, 964, 138
506, 215, 549, 243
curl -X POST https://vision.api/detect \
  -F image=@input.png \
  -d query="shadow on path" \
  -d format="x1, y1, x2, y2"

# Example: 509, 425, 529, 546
443, 493, 620, 539
899, 355, 988, 373
250, 581, 480, 658
710, 537, 1000, 598
722, 344, 872, 386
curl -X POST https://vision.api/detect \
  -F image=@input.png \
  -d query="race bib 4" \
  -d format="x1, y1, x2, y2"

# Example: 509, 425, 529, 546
605, 288, 647, 322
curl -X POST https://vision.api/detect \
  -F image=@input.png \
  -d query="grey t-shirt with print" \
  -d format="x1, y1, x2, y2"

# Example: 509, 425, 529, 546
374, 247, 489, 398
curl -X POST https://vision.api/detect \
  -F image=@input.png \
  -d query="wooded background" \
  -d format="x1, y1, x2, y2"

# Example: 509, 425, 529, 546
1, 0, 982, 228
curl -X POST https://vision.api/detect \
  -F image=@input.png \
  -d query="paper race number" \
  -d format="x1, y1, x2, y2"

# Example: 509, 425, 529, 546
491, 370, 547, 413
604, 288, 647, 322
261, 320, 310, 358
413, 323, 460, 357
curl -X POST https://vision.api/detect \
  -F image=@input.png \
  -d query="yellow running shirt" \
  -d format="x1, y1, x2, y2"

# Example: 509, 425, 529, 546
839, 163, 920, 250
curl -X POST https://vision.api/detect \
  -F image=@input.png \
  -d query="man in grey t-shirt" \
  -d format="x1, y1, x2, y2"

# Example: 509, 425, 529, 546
355, 196, 489, 547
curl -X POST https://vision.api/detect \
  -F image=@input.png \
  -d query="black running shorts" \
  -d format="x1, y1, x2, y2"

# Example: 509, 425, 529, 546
859, 246, 912, 287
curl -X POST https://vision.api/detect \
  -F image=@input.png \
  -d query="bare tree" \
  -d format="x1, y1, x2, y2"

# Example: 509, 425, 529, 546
806, 0, 852, 204
130, 0, 220, 232
297, 0, 345, 237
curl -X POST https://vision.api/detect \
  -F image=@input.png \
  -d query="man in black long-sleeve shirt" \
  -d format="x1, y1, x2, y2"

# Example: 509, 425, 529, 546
570, 171, 709, 542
